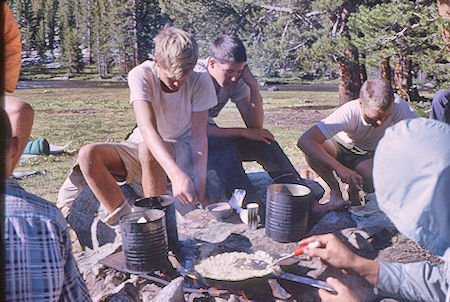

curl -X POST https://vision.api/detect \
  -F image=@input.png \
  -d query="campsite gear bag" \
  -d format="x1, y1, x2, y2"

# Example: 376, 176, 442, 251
23, 138, 50, 155
131, 195, 179, 253
265, 184, 312, 242
120, 210, 168, 272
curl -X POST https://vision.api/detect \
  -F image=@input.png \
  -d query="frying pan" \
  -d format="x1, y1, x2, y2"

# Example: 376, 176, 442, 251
202, 270, 334, 293
194, 249, 334, 293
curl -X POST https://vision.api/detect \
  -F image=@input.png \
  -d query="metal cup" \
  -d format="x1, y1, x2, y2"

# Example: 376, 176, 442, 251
247, 203, 260, 230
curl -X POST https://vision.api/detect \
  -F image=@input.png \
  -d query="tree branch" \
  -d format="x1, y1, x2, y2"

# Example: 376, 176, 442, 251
260, 5, 323, 29
382, 23, 420, 45
286, 39, 311, 52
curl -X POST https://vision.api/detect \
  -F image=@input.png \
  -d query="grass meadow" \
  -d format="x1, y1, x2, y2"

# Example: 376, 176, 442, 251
10, 87, 431, 204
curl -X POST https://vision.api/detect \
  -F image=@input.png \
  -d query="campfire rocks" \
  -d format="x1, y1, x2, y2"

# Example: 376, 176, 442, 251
69, 171, 441, 301
152, 277, 184, 302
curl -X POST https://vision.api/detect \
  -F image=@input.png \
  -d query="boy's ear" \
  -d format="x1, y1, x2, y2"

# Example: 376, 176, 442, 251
208, 57, 216, 68
153, 57, 159, 67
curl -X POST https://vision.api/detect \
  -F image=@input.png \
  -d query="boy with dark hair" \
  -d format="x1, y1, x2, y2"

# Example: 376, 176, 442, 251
298, 78, 417, 216
195, 35, 324, 217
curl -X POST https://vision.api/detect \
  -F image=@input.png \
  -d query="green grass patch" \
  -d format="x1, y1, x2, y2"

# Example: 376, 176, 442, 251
10, 88, 336, 203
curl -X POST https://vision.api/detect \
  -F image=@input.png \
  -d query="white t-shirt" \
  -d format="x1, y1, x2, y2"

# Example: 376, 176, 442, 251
316, 95, 418, 151
195, 59, 250, 124
128, 60, 217, 140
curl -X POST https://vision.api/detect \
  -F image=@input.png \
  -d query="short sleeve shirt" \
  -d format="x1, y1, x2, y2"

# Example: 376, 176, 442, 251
316, 95, 417, 151
195, 59, 250, 124
128, 60, 217, 140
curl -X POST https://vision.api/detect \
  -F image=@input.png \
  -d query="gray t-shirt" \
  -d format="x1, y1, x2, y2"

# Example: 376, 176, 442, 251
195, 59, 250, 124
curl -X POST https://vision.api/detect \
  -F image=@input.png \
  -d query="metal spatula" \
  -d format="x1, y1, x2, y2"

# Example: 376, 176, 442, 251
271, 241, 321, 266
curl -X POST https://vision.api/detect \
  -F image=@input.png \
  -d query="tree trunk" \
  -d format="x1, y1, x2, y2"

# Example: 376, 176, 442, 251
380, 57, 392, 83
359, 53, 367, 84
437, 0, 450, 52
394, 53, 412, 100
338, 48, 361, 105
131, 0, 139, 66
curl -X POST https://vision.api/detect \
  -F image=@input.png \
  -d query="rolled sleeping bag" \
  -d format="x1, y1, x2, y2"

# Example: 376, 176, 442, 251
23, 138, 50, 155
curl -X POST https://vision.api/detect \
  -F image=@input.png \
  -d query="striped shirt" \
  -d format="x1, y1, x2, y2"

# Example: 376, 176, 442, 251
5, 178, 92, 301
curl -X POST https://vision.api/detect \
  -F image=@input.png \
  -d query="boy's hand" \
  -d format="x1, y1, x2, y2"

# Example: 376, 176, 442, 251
319, 277, 360, 302
299, 234, 379, 285
298, 234, 357, 272
242, 128, 274, 144
171, 171, 198, 204
240, 65, 258, 87
335, 165, 363, 189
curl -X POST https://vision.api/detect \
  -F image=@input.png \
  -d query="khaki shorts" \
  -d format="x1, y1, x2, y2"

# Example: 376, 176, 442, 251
57, 127, 192, 208
331, 136, 373, 170
118, 127, 193, 183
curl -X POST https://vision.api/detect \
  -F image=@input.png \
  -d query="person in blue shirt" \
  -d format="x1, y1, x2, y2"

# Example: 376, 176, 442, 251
2, 107, 92, 301
299, 118, 449, 302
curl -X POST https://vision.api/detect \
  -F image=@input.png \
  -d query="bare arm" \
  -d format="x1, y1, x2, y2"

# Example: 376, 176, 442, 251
206, 124, 274, 144
206, 66, 274, 144
237, 65, 263, 129
133, 100, 196, 204
190, 110, 209, 206
297, 126, 362, 187
299, 234, 379, 286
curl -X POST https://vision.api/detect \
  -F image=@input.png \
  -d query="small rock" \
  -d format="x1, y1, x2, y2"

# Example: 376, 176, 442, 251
268, 86, 279, 91
141, 283, 162, 302
152, 276, 184, 302
227, 294, 240, 302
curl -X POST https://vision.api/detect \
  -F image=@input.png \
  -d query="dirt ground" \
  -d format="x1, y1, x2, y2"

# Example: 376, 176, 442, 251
264, 104, 337, 132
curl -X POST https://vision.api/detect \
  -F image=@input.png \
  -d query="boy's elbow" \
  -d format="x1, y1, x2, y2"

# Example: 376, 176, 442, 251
297, 133, 308, 150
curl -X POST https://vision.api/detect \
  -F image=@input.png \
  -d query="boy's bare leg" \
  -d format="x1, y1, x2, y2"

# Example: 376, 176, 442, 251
5, 96, 34, 172
78, 143, 128, 213
139, 141, 174, 197
350, 158, 374, 205
305, 140, 351, 222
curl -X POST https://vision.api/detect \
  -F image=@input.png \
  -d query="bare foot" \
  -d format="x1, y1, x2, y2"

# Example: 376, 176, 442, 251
348, 185, 362, 206
309, 190, 350, 226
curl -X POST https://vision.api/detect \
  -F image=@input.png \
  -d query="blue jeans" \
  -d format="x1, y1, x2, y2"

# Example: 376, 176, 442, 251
207, 136, 312, 206
430, 89, 450, 124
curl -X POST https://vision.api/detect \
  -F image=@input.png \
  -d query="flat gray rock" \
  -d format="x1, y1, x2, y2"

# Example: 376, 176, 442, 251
152, 277, 184, 302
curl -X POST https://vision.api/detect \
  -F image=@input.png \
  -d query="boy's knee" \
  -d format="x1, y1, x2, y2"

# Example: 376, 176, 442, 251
78, 144, 101, 169
5, 96, 34, 116
433, 89, 450, 106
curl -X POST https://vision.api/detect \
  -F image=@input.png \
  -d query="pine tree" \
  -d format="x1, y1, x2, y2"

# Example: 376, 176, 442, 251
45, 0, 59, 59
135, 0, 169, 63
348, 0, 447, 98
33, 0, 46, 63
59, 0, 84, 75
91, 0, 112, 78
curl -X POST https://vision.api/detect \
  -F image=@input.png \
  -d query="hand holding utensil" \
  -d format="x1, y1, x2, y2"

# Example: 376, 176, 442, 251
272, 241, 321, 266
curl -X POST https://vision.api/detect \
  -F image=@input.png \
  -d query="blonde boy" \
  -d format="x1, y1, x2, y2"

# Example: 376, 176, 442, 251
58, 27, 217, 225
297, 79, 417, 217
